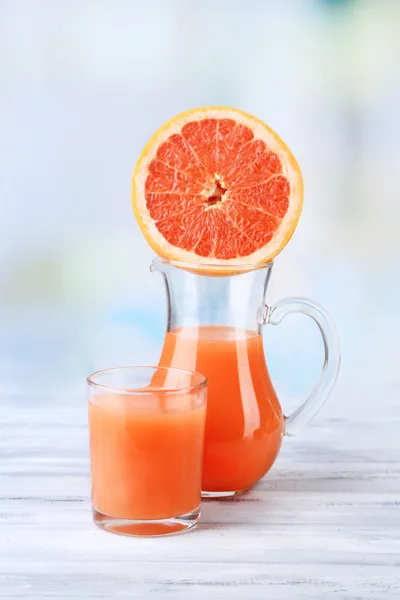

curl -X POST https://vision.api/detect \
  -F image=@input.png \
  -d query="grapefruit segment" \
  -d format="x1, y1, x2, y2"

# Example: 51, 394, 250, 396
132, 106, 303, 269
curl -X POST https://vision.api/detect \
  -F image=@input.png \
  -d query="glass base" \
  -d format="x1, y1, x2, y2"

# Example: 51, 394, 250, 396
92, 506, 200, 537
201, 488, 250, 499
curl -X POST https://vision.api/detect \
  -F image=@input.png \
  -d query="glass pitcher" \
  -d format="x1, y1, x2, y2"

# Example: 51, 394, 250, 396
151, 259, 340, 498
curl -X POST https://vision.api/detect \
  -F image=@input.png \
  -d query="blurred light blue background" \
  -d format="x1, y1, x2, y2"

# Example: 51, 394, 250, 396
1, 0, 399, 410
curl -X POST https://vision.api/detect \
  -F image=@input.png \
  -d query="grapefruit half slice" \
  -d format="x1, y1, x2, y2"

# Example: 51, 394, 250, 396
132, 107, 303, 270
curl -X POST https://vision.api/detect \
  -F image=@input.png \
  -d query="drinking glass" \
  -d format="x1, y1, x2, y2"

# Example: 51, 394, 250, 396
87, 366, 207, 536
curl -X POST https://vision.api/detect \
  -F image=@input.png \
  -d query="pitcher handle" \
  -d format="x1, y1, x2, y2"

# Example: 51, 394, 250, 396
261, 297, 341, 437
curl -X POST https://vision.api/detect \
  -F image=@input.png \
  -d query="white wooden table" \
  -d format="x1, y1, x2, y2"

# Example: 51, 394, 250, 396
1, 362, 399, 599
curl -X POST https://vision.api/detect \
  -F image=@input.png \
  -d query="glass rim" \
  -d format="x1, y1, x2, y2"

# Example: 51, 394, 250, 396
151, 257, 273, 272
86, 365, 207, 395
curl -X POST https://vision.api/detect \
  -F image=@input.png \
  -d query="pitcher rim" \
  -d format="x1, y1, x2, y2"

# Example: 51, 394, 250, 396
150, 258, 273, 272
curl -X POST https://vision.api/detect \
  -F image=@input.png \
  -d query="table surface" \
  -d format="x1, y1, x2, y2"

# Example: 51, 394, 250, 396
1, 365, 399, 600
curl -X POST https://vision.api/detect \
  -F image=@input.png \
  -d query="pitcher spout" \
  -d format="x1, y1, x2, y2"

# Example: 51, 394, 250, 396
150, 257, 181, 274
150, 258, 163, 273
